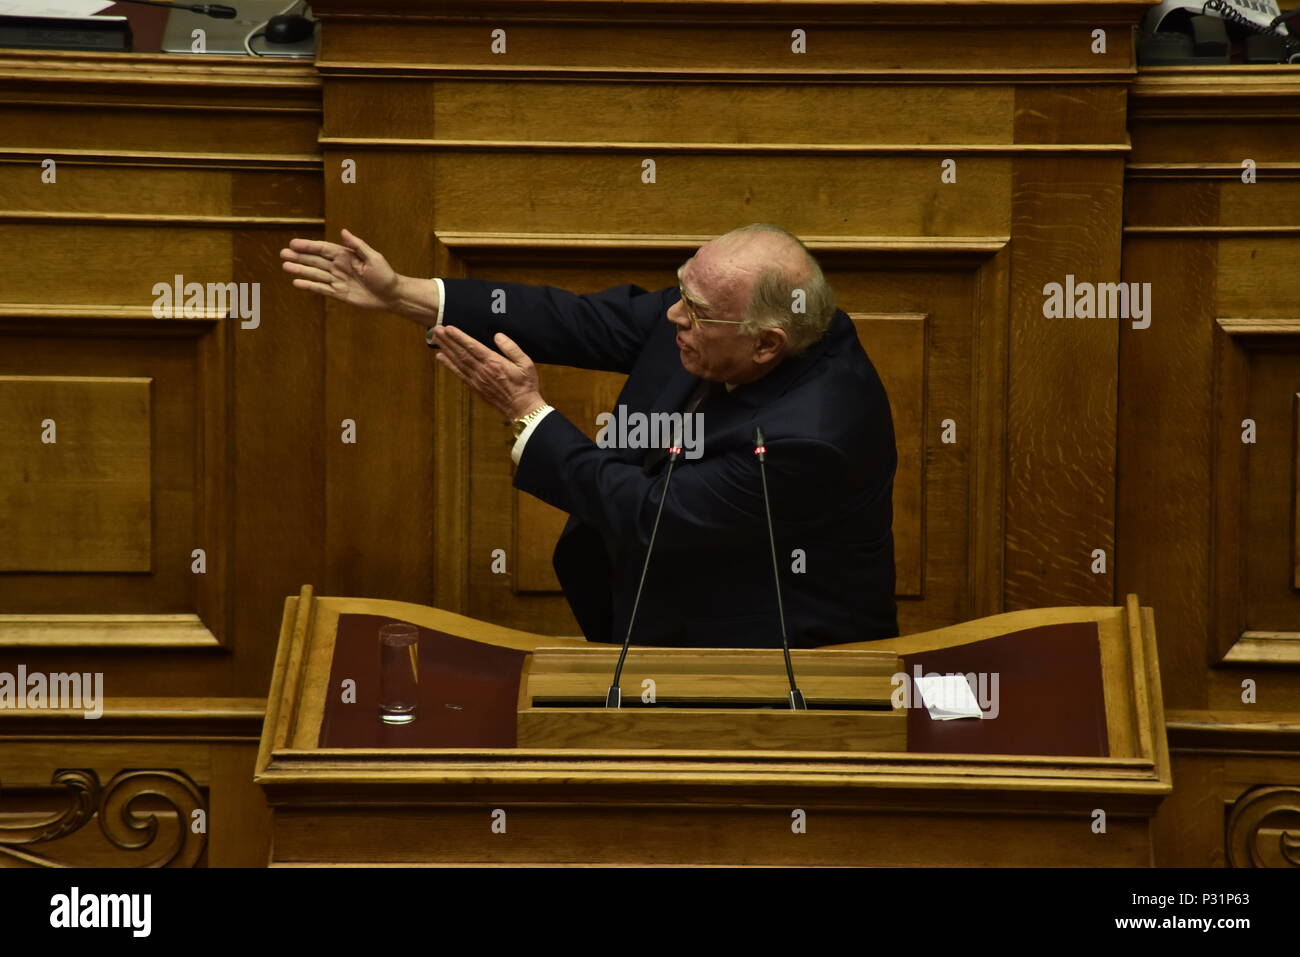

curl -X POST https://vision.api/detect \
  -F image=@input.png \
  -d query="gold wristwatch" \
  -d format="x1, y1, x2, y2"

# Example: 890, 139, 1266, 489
511, 404, 550, 439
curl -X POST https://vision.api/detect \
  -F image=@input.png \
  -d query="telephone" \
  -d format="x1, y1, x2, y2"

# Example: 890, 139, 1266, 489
1141, 0, 1300, 63
1151, 0, 1286, 33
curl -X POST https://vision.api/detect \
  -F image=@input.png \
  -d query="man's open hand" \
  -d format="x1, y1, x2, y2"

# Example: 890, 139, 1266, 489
280, 229, 398, 311
433, 325, 546, 421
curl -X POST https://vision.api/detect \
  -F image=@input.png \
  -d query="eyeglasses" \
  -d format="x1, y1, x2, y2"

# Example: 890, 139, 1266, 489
677, 286, 746, 330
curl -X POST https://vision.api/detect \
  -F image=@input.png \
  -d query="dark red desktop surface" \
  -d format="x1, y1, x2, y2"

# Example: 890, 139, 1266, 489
317, 615, 1108, 757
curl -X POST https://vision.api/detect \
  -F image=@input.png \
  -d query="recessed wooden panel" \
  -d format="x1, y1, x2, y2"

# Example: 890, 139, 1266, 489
855, 314, 926, 597
1294, 393, 1300, 591
1211, 323, 1300, 665
0, 375, 150, 572
1243, 348, 1300, 631
0, 327, 210, 639
430, 154, 1013, 238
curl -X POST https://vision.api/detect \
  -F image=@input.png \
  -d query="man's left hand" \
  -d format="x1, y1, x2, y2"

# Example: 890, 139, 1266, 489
432, 325, 546, 420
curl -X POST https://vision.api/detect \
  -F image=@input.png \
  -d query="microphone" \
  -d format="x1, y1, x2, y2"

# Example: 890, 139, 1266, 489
111, 0, 237, 17
752, 425, 808, 710
605, 428, 685, 708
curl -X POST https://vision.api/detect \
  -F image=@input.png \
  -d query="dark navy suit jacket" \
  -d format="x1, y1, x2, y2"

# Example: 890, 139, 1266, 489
440, 278, 899, 648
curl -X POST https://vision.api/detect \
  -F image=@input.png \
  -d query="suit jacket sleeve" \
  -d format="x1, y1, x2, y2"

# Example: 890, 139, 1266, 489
439, 278, 670, 375
513, 409, 852, 553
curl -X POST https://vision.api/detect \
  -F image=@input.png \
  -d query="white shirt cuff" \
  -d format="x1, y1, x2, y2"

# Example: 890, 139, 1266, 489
424, 277, 446, 345
511, 406, 555, 465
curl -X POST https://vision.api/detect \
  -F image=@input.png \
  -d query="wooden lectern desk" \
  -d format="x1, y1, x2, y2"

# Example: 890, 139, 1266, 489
255, 589, 1170, 866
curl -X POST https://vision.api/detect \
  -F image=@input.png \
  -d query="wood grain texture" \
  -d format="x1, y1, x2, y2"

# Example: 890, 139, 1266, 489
0, 376, 150, 572
1117, 238, 1218, 713
1005, 155, 1120, 609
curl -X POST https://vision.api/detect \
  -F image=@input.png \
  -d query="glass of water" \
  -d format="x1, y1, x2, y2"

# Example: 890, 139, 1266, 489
378, 623, 419, 724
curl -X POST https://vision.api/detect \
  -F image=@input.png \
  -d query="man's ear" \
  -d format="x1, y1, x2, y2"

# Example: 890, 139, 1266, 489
753, 326, 788, 364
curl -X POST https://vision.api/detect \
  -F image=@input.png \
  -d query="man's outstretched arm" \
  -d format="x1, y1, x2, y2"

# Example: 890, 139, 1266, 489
431, 278, 667, 375
280, 229, 666, 375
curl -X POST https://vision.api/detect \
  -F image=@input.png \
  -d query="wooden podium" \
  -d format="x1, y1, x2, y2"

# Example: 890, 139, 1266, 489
255, 588, 1170, 866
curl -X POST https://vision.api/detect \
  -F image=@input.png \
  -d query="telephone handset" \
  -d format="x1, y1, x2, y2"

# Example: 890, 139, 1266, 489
1143, 0, 1300, 60
1149, 0, 1288, 32
1203, 0, 1287, 33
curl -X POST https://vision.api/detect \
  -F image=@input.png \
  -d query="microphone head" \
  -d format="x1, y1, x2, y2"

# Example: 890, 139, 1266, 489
752, 424, 766, 447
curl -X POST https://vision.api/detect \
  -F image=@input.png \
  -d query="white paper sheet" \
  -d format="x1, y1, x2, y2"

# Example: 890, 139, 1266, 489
0, 1, 117, 17
915, 674, 985, 721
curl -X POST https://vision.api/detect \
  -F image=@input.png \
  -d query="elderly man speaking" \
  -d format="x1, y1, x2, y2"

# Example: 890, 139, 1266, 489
281, 223, 898, 648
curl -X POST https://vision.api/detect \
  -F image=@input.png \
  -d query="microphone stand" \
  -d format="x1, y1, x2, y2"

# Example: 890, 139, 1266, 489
753, 425, 807, 710
606, 442, 683, 708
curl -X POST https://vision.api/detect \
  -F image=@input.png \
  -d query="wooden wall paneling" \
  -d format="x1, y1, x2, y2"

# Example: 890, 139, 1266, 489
852, 312, 926, 598
311, 0, 1143, 76
843, 254, 995, 633
1003, 81, 1128, 611
425, 152, 1011, 238
0, 50, 320, 865
1005, 148, 1124, 609
0, 375, 151, 572
969, 245, 1010, 619
0, 47, 323, 668
320, 149, 441, 605
1125, 69, 1300, 864
229, 227, 327, 695
0, 52, 320, 157
0, 315, 221, 639
1117, 236, 1219, 711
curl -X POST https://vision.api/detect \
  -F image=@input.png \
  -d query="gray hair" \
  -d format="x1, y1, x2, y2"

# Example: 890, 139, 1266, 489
724, 223, 837, 355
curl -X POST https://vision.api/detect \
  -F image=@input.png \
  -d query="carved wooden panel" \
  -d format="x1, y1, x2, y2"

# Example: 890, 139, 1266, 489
0, 52, 324, 695
1124, 70, 1300, 725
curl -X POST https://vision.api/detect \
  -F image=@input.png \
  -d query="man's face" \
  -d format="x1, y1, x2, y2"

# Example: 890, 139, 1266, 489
668, 254, 760, 383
